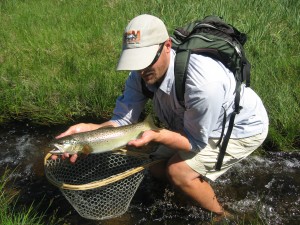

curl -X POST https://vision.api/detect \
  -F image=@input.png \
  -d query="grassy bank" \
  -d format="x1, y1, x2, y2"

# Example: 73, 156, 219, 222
0, 169, 58, 225
0, 0, 299, 151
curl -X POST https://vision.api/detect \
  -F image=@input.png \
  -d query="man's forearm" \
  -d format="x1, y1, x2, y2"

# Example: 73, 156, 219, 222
128, 128, 191, 152
153, 128, 191, 152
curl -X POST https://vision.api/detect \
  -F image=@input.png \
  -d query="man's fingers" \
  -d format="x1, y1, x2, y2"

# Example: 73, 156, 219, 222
61, 153, 70, 160
70, 154, 78, 164
51, 152, 78, 164
55, 130, 71, 139
51, 155, 58, 160
128, 138, 146, 147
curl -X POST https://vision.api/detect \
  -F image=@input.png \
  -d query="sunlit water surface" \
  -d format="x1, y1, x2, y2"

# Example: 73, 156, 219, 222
0, 122, 299, 225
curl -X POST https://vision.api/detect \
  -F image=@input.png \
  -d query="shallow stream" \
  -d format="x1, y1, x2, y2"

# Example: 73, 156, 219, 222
0, 122, 299, 224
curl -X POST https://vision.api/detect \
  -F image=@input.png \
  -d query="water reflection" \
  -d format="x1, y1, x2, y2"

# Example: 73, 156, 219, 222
0, 122, 299, 225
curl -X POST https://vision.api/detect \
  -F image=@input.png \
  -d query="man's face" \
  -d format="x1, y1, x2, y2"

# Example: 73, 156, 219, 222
138, 39, 171, 85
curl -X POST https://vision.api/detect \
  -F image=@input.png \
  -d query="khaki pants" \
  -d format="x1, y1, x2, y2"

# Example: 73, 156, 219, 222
150, 130, 268, 181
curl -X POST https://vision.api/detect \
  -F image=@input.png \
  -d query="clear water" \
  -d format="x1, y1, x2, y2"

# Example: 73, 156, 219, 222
0, 122, 299, 225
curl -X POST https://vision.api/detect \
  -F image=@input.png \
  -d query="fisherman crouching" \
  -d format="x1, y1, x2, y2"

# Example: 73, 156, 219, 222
51, 14, 269, 221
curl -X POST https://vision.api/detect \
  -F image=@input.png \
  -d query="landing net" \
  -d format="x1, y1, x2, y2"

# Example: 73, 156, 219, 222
44, 150, 160, 220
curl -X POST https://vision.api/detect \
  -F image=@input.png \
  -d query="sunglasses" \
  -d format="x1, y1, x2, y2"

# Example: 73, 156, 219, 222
147, 42, 165, 68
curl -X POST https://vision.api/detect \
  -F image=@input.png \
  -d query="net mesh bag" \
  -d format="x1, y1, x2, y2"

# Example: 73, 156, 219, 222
44, 150, 158, 220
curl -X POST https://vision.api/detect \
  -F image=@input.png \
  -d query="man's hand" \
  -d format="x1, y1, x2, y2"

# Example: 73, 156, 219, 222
51, 152, 79, 163
128, 128, 191, 153
55, 123, 102, 139
50, 121, 118, 163
127, 130, 159, 148
51, 123, 99, 162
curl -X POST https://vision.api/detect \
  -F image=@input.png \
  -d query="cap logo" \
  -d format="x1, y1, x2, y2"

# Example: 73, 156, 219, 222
124, 30, 141, 44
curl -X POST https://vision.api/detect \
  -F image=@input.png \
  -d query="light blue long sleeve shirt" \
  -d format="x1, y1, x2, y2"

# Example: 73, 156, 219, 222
111, 50, 269, 152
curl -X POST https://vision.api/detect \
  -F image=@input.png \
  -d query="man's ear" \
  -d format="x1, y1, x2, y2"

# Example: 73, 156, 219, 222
165, 38, 172, 52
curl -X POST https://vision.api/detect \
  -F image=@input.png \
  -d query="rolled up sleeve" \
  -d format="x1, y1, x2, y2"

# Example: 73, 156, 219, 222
111, 71, 148, 126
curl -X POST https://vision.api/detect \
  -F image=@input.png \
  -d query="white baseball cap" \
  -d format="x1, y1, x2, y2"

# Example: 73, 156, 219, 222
116, 14, 169, 71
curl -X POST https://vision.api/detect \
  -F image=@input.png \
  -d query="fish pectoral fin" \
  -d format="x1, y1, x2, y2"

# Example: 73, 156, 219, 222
137, 131, 145, 139
82, 144, 93, 155
112, 145, 127, 151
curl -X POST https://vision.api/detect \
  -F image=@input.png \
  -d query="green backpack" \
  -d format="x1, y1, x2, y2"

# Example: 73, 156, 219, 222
141, 15, 251, 170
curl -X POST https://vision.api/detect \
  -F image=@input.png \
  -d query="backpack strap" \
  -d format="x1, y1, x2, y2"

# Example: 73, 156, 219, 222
216, 106, 227, 147
242, 56, 251, 87
215, 79, 242, 170
174, 49, 191, 106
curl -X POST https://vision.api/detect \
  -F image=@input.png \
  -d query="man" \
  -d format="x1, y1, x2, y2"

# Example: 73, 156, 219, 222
52, 14, 269, 218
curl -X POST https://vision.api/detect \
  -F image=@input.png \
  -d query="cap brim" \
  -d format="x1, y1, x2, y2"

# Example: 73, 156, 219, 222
116, 44, 159, 71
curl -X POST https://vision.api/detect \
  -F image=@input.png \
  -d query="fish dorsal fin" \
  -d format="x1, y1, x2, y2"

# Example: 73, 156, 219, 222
144, 115, 158, 130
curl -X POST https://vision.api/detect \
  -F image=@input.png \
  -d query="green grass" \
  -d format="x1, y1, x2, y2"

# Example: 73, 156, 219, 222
0, 0, 299, 151
0, 169, 58, 225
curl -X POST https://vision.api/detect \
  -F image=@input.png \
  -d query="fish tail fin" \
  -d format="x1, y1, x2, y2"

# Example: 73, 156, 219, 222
144, 114, 158, 130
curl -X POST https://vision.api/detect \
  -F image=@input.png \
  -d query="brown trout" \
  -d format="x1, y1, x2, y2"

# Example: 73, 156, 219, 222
49, 115, 158, 155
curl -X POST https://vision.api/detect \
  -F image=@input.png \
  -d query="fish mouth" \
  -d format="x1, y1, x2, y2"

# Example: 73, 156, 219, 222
49, 149, 64, 155
49, 144, 64, 155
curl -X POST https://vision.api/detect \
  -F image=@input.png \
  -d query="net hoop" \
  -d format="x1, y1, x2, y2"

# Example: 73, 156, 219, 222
44, 149, 163, 191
